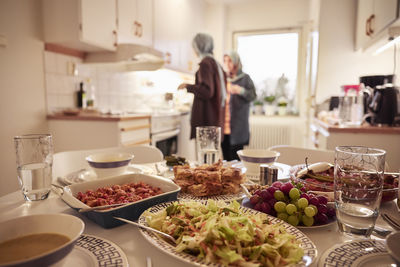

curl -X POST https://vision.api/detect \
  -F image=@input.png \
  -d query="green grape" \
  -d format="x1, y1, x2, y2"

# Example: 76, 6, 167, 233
274, 190, 285, 201
274, 201, 287, 213
297, 198, 309, 209
301, 215, 314, 226
304, 206, 316, 217
289, 188, 300, 200
277, 212, 289, 222
309, 204, 318, 214
287, 214, 299, 226
285, 203, 297, 215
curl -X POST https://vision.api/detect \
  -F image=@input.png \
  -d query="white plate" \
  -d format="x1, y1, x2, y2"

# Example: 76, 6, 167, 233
386, 232, 400, 263
138, 201, 317, 267
178, 191, 246, 202
318, 240, 395, 267
53, 234, 128, 267
233, 162, 292, 182
61, 164, 155, 185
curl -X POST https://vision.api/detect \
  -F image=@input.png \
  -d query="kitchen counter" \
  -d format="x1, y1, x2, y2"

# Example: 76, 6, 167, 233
47, 112, 151, 121
313, 118, 400, 135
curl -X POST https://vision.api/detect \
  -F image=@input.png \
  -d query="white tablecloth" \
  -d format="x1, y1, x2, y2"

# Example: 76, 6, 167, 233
0, 188, 398, 266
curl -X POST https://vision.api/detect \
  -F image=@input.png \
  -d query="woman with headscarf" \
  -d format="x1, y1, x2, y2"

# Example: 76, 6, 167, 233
222, 51, 257, 160
178, 33, 227, 140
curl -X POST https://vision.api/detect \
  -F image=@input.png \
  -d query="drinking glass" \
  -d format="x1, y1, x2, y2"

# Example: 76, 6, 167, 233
14, 134, 54, 201
196, 126, 221, 165
334, 146, 386, 238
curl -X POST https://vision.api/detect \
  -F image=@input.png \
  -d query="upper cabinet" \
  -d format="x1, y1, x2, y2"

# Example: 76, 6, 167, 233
117, 0, 153, 46
355, 0, 398, 51
153, 0, 205, 73
42, 0, 118, 52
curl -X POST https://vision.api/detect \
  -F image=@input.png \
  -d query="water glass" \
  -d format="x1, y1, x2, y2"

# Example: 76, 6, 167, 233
196, 126, 221, 165
14, 134, 54, 201
334, 146, 386, 238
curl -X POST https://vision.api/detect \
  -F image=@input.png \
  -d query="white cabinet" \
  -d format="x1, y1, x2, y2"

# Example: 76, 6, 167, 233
42, 0, 117, 52
153, 0, 205, 73
355, 0, 398, 51
117, 0, 153, 46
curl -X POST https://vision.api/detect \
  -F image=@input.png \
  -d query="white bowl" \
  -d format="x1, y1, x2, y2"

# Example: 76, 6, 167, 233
86, 152, 134, 178
237, 149, 280, 174
0, 214, 84, 267
386, 232, 400, 263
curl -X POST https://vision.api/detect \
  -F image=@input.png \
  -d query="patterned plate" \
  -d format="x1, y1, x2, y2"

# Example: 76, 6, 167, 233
138, 201, 317, 267
57, 234, 128, 267
178, 191, 246, 202
318, 240, 394, 267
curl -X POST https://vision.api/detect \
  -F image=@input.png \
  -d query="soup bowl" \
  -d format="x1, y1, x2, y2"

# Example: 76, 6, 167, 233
0, 214, 84, 267
86, 152, 134, 178
237, 149, 280, 174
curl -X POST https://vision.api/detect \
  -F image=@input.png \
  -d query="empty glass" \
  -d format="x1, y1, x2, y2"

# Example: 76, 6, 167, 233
334, 146, 386, 238
14, 134, 54, 201
196, 126, 221, 165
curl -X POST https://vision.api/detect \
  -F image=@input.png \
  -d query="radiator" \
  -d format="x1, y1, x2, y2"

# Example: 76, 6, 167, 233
247, 124, 291, 149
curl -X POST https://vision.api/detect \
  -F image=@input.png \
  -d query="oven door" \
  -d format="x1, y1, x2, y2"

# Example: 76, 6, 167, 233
151, 129, 180, 156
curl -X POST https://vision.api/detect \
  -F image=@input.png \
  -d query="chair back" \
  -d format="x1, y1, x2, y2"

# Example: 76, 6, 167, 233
53, 145, 163, 180
268, 145, 334, 166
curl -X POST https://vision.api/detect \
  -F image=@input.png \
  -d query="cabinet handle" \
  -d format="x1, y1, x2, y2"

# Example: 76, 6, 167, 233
137, 22, 143, 38
113, 30, 118, 47
134, 21, 140, 37
165, 52, 172, 64
369, 14, 375, 35
365, 16, 370, 36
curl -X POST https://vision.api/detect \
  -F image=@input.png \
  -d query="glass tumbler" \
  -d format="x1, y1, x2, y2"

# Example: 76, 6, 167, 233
14, 134, 54, 201
334, 146, 386, 238
196, 126, 221, 165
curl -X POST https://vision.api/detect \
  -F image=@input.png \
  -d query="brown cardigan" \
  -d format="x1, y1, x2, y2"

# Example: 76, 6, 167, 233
186, 57, 226, 139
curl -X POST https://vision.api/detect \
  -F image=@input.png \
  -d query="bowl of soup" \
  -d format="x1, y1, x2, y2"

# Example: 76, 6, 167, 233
0, 213, 84, 267
86, 152, 134, 178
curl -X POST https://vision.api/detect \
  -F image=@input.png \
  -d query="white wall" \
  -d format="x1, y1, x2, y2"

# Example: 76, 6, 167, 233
0, 0, 48, 196
316, 0, 396, 103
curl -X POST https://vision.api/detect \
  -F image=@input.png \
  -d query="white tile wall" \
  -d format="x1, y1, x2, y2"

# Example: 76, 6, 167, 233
43, 51, 193, 114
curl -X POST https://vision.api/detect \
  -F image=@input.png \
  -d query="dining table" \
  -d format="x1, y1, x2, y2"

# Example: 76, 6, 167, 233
0, 162, 399, 267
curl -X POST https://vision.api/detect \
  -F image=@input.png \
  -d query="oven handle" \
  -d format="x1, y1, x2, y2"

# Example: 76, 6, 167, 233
151, 129, 180, 143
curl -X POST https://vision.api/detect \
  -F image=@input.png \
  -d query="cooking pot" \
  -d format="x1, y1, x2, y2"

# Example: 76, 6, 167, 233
367, 84, 399, 125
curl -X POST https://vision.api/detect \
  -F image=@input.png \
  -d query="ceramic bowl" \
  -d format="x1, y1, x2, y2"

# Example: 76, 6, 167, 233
386, 232, 400, 263
0, 214, 84, 267
86, 152, 134, 178
237, 149, 280, 174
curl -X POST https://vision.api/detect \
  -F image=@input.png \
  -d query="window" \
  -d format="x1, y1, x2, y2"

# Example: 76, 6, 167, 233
234, 29, 300, 110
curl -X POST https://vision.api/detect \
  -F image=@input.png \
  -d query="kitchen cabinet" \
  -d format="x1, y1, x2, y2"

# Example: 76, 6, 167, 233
42, 0, 117, 52
355, 0, 398, 51
153, 0, 205, 73
310, 118, 400, 171
47, 114, 151, 152
117, 0, 153, 46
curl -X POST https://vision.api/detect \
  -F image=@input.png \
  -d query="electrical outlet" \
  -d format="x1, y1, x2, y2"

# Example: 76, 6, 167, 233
67, 61, 78, 76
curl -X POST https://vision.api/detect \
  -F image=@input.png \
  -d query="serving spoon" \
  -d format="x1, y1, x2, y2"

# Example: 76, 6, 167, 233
113, 216, 176, 244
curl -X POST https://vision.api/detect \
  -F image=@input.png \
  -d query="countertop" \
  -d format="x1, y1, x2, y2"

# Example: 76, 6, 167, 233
47, 111, 151, 122
313, 118, 400, 135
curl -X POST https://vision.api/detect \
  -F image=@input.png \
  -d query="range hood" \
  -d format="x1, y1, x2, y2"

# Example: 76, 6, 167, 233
84, 44, 165, 71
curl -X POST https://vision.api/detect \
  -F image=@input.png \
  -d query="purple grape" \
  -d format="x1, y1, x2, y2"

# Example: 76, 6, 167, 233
317, 204, 328, 214
300, 193, 310, 201
254, 202, 263, 211
254, 189, 262, 196
280, 182, 294, 195
260, 202, 271, 214
250, 195, 261, 206
327, 206, 336, 218
260, 190, 273, 201
309, 197, 320, 206
268, 198, 277, 208
317, 195, 328, 205
267, 186, 277, 195
315, 213, 329, 224
269, 209, 277, 217
300, 186, 307, 192
272, 181, 283, 189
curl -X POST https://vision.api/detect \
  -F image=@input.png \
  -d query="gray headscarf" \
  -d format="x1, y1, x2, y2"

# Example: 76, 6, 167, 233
228, 51, 245, 82
192, 33, 226, 107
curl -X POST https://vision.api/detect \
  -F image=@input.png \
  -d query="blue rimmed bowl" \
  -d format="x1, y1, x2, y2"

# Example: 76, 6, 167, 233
237, 149, 280, 174
86, 152, 133, 178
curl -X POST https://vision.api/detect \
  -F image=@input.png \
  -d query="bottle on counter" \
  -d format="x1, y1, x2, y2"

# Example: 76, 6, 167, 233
77, 82, 87, 108
86, 78, 96, 108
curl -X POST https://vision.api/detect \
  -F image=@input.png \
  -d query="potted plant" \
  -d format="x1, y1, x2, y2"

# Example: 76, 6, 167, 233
277, 98, 288, 116
263, 95, 275, 116
253, 100, 264, 115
